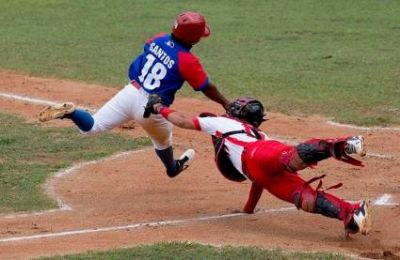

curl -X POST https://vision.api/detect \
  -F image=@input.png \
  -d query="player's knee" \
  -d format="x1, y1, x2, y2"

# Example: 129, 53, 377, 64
292, 188, 317, 213
152, 139, 172, 150
280, 147, 308, 172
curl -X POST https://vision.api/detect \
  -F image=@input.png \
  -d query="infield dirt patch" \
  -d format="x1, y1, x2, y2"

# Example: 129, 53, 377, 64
0, 70, 399, 259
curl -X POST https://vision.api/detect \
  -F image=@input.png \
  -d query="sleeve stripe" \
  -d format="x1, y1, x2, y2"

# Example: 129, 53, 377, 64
192, 117, 201, 130
194, 77, 209, 91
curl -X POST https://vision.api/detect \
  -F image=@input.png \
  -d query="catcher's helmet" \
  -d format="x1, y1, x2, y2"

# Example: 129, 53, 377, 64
226, 97, 266, 127
172, 11, 210, 45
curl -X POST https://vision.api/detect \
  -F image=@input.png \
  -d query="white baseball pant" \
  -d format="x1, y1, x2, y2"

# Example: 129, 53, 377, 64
85, 83, 173, 150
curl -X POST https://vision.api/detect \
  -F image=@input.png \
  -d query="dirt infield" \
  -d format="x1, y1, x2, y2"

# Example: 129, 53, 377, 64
0, 70, 399, 259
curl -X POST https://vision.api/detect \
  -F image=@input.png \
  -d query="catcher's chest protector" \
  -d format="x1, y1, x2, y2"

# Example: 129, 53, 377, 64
212, 128, 262, 182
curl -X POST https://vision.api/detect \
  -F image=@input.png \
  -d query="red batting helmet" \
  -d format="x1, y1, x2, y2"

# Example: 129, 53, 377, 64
172, 11, 210, 45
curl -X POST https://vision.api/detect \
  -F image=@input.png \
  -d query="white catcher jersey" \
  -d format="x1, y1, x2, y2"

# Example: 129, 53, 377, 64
193, 116, 269, 175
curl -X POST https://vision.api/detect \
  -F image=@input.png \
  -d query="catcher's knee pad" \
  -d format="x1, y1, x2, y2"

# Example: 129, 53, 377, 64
281, 140, 331, 172
280, 147, 309, 172
292, 186, 317, 213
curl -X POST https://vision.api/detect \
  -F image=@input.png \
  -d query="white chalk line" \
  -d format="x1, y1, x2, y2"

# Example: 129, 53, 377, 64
0, 149, 150, 219
0, 92, 60, 106
0, 92, 394, 160
366, 152, 394, 159
1, 91, 399, 132
0, 91, 148, 218
0, 91, 398, 243
374, 194, 398, 206
0, 207, 297, 243
2, 92, 394, 159
0, 92, 396, 214
326, 121, 400, 132
0, 92, 96, 113
0, 195, 397, 243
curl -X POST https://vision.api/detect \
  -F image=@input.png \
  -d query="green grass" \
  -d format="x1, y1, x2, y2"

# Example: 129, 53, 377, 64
0, 113, 150, 213
0, 0, 399, 125
39, 241, 347, 260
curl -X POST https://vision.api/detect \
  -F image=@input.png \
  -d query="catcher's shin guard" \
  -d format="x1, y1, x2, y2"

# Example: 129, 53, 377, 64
293, 189, 346, 219
292, 175, 345, 217
314, 191, 345, 219
293, 186, 369, 237
285, 136, 365, 171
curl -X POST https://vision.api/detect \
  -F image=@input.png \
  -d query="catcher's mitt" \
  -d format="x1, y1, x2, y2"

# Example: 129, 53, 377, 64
143, 94, 164, 118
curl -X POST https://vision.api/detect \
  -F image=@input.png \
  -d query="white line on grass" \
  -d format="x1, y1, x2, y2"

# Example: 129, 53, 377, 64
0, 92, 96, 112
0, 92, 60, 106
1, 149, 150, 219
0, 91, 398, 241
326, 120, 400, 132
1, 91, 399, 132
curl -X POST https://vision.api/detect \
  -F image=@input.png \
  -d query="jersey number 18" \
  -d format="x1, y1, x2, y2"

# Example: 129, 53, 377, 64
138, 54, 167, 90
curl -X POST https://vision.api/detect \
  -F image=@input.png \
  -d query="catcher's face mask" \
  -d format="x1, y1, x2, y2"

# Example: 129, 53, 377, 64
228, 97, 267, 127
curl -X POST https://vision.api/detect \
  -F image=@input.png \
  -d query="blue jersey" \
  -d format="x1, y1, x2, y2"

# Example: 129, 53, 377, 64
129, 33, 209, 105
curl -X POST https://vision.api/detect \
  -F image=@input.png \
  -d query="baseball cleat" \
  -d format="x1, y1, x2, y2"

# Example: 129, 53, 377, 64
345, 135, 366, 157
345, 200, 372, 237
167, 149, 195, 178
39, 102, 76, 122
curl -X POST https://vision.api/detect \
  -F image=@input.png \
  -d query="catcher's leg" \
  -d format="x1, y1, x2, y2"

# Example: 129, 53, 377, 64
245, 139, 370, 236
292, 185, 371, 237
282, 136, 366, 172
263, 171, 371, 237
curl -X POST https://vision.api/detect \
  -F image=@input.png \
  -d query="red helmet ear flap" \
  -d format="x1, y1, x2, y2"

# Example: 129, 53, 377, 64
172, 11, 210, 45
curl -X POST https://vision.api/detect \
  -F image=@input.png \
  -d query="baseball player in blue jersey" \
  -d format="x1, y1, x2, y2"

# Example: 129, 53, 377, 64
39, 11, 229, 178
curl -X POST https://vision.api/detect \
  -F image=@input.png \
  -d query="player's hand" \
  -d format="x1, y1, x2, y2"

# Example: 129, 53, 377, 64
243, 209, 254, 214
224, 101, 232, 112
143, 94, 164, 118
243, 206, 258, 214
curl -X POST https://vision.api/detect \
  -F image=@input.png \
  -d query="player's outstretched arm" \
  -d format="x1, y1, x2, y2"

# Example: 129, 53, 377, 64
201, 82, 230, 109
154, 103, 196, 130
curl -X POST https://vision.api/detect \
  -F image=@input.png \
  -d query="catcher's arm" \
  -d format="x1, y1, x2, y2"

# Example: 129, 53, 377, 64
243, 182, 264, 214
153, 103, 197, 130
